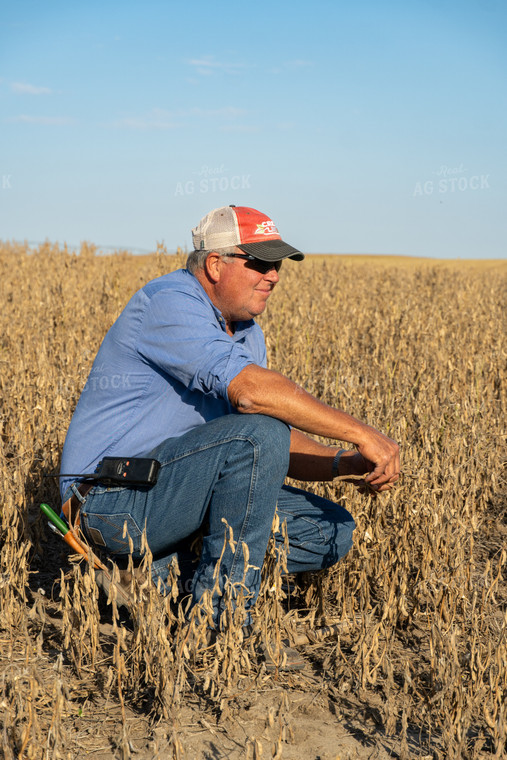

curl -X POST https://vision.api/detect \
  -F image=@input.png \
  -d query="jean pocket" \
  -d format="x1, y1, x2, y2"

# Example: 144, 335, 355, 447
82, 511, 143, 555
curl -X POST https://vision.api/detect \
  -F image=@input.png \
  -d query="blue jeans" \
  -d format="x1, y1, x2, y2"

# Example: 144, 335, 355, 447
70, 415, 355, 623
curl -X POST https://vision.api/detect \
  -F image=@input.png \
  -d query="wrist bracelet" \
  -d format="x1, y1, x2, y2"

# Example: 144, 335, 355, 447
332, 449, 347, 478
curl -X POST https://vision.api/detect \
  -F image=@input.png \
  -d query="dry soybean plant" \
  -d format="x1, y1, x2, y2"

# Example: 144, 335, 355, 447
0, 242, 505, 759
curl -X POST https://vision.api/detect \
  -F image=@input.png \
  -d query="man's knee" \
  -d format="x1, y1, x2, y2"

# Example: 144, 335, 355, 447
242, 414, 291, 470
279, 488, 356, 574
321, 513, 355, 568
247, 413, 290, 445
226, 412, 290, 453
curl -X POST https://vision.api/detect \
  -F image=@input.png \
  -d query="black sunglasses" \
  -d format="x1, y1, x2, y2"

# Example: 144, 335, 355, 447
226, 253, 282, 274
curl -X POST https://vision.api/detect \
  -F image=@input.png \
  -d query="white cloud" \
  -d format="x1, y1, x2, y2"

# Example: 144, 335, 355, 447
8, 114, 74, 125
11, 82, 52, 95
111, 108, 180, 130
220, 124, 260, 133
112, 116, 180, 130
111, 106, 248, 130
185, 56, 250, 76
284, 59, 314, 69
269, 60, 315, 74
190, 106, 247, 119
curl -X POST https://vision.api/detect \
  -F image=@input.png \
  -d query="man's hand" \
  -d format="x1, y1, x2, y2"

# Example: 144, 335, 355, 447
229, 365, 400, 491
287, 430, 400, 490
342, 430, 400, 492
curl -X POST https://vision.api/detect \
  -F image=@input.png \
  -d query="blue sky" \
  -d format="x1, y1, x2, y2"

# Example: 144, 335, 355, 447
1, 0, 505, 258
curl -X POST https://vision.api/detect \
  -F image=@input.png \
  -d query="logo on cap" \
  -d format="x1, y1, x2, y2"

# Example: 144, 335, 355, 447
254, 220, 279, 236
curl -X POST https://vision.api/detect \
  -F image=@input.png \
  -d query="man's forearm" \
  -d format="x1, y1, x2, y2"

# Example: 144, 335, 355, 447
228, 364, 400, 490
289, 429, 375, 483
288, 429, 336, 481
228, 365, 368, 445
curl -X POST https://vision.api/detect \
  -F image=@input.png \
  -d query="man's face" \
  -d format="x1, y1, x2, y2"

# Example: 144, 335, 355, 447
210, 252, 282, 325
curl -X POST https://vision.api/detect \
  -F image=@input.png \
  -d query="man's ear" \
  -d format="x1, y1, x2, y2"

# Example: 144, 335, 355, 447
204, 252, 222, 283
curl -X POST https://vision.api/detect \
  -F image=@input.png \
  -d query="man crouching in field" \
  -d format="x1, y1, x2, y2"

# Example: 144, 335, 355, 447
60, 205, 400, 668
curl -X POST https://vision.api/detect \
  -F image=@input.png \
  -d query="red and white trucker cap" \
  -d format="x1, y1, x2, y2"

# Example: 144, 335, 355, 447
192, 205, 304, 262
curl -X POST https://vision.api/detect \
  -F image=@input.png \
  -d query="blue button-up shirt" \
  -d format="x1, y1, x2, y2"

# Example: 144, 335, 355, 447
60, 268, 266, 500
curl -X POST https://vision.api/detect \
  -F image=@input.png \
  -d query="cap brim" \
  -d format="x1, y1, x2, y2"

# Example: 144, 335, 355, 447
237, 239, 304, 262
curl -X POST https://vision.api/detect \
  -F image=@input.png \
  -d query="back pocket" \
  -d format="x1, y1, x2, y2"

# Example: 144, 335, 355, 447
82, 511, 143, 555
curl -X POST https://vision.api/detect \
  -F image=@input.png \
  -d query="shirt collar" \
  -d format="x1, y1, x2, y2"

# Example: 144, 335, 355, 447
185, 268, 254, 335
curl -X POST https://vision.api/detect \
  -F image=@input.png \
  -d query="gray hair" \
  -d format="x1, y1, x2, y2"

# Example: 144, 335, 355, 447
186, 245, 239, 274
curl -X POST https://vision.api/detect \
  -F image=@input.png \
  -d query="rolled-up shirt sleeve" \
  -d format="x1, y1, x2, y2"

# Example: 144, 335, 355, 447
137, 286, 262, 400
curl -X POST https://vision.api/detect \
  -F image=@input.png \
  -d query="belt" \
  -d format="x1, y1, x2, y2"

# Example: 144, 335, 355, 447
62, 483, 93, 530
